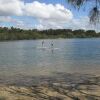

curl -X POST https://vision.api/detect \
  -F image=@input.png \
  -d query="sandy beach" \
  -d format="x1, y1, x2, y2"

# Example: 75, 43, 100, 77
0, 73, 100, 100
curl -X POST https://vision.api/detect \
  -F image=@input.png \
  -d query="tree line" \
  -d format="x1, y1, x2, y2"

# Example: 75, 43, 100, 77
0, 27, 100, 41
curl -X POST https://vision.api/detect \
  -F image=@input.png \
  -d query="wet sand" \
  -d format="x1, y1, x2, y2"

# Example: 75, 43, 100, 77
0, 73, 100, 100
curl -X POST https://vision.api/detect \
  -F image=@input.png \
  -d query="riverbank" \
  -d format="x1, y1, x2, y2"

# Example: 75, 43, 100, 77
0, 27, 100, 41
0, 73, 100, 100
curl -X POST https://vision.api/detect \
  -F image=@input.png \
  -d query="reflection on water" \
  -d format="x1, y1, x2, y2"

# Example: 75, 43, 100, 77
0, 39, 100, 77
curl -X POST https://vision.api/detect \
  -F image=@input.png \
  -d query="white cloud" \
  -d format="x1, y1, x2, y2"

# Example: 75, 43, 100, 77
0, 0, 99, 31
0, 0, 24, 16
0, 0, 73, 20
68, 17, 90, 30
24, 1, 73, 21
35, 19, 65, 30
0, 16, 15, 23
67, 17, 100, 32
0, 0, 73, 29
24, 1, 73, 30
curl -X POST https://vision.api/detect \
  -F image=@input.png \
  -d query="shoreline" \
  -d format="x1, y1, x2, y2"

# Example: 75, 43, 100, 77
0, 38, 100, 42
0, 73, 100, 100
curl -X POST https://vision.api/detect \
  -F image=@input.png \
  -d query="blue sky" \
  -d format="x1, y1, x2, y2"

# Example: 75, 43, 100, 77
0, 0, 99, 31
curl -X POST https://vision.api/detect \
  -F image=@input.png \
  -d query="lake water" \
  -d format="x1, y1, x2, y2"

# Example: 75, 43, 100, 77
0, 39, 100, 78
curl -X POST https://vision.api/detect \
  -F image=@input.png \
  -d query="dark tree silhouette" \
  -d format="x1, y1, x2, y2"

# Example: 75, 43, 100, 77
67, 0, 100, 24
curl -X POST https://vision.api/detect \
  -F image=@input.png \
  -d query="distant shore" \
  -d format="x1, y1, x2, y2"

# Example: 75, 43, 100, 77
0, 27, 100, 41
0, 73, 100, 100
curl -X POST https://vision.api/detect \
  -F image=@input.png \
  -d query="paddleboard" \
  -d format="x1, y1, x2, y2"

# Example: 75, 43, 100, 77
37, 47, 59, 50
37, 47, 48, 49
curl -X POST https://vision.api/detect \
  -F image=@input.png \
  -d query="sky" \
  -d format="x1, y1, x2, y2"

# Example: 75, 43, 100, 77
0, 0, 99, 32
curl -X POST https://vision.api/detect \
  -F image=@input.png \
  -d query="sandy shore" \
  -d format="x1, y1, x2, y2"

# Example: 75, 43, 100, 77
0, 73, 100, 100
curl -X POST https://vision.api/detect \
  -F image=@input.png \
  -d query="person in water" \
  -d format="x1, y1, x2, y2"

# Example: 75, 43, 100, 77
42, 41, 44, 47
51, 42, 54, 53
51, 42, 54, 48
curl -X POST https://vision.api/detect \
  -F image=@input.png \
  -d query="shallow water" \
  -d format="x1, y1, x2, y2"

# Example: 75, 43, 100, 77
0, 39, 100, 77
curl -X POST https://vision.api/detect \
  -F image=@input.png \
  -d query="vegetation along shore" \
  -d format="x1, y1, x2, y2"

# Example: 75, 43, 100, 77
0, 27, 100, 41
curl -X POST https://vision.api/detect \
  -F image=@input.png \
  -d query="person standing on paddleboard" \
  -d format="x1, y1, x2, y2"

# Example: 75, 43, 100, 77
51, 41, 54, 49
42, 40, 44, 47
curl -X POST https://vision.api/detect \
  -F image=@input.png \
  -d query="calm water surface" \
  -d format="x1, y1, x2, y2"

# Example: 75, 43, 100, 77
0, 39, 100, 77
